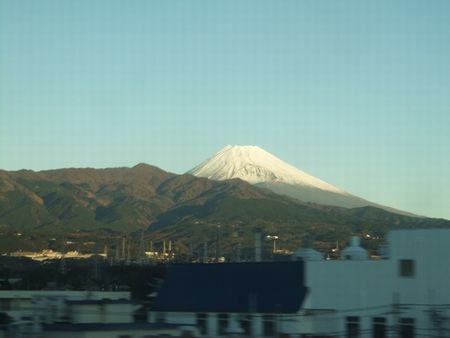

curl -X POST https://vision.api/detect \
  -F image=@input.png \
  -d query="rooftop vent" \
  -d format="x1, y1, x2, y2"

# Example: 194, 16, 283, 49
341, 236, 368, 260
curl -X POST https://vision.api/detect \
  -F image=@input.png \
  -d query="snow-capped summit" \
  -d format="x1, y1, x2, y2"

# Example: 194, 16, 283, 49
188, 145, 413, 214
188, 145, 344, 193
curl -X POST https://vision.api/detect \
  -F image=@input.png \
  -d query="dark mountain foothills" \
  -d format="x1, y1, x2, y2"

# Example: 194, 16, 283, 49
0, 164, 449, 256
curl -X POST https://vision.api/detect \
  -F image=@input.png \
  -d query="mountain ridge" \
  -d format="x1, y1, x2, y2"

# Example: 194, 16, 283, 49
189, 145, 344, 192
1, 163, 448, 255
188, 145, 416, 217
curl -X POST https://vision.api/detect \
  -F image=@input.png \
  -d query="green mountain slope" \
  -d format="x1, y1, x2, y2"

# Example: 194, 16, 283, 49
1, 165, 449, 255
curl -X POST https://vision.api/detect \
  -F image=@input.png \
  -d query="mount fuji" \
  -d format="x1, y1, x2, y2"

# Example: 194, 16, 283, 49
188, 145, 413, 215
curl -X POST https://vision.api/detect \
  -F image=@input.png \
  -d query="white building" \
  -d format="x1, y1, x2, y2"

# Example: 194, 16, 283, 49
300, 229, 450, 338
0, 290, 130, 323
149, 229, 450, 338
0, 290, 187, 338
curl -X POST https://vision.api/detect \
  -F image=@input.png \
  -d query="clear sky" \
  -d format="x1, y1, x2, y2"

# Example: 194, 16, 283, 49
1, 1, 449, 219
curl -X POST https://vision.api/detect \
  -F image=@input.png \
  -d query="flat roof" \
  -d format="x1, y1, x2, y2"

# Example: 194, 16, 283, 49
43, 322, 184, 332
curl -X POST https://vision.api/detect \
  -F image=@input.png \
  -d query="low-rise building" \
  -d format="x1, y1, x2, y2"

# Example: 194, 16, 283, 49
0, 290, 187, 338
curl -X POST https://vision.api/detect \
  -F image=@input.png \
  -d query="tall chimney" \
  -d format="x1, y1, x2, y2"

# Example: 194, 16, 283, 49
203, 242, 208, 263
255, 231, 262, 262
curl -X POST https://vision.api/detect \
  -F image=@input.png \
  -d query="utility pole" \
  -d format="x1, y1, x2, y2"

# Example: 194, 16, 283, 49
94, 243, 100, 280
266, 235, 279, 257
255, 231, 262, 262
139, 231, 145, 264
203, 242, 208, 263
126, 237, 131, 265
215, 224, 221, 262
236, 243, 241, 262
114, 241, 120, 264
122, 235, 126, 260
60, 236, 66, 275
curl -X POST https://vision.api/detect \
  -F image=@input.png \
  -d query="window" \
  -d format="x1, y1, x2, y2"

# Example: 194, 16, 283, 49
218, 313, 228, 335
263, 315, 275, 337
399, 259, 415, 277
346, 316, 359, 338
399, 318, 414, 338
196, 313, 207, 335
373, 317, 386, 338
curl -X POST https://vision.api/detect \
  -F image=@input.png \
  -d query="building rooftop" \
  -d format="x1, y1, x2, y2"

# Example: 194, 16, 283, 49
153, 261, 307, 313
43, 323, 182, 332
65, 299, 132, 305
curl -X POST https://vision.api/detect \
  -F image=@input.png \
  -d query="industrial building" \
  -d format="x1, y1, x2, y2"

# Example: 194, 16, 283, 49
149, 229, 450, 338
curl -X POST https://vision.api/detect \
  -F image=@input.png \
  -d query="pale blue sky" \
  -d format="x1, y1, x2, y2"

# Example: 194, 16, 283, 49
1, 1, 449, 219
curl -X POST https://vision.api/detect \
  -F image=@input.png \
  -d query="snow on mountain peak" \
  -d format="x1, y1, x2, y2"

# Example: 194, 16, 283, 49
188, 145, 345, 194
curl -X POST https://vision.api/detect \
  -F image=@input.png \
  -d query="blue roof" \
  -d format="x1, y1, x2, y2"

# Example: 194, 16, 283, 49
153, 261, 307, 313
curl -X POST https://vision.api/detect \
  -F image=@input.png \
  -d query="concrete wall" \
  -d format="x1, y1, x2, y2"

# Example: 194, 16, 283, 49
69, 303, 136, 324
0, 290, 131, 323
153, 311, 288, 338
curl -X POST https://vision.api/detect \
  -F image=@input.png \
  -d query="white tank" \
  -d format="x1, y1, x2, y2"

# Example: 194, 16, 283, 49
341, 236, 369, 260
292, 238, 323, 261
292, 248, 324, 261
